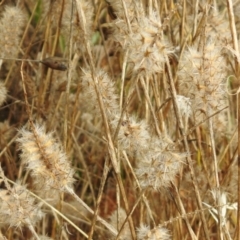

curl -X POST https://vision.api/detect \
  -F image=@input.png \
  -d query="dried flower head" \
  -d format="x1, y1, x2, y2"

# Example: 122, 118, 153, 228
137, 224, 171, 240
17, 124, 75, 194
178, 42, 227, 116
0, 186, 43, 229
112, 12, 172, 77
205, 13, 231, 45
176, 95, 192, 118
81, 69, 119, 120
0, 6, 26, 58
114, 116, 151, 155
0, 169, 44, 230
135, 137, 186, 190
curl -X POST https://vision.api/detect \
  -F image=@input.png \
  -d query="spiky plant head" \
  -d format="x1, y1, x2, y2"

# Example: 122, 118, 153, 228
0, 6, 26, 58
137, 225, 171, 240
178, 42, 227, 116
81, 69, 120, 120
112, 12, 172, 77
17, 124, 75, 194
135, 137, 186, 190
176, 95, 192, 119
0, 183, 44, 230
113, 116, 151, 155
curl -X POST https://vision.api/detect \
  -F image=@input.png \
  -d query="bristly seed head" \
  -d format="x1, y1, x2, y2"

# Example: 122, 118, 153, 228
17, 123, 75, 195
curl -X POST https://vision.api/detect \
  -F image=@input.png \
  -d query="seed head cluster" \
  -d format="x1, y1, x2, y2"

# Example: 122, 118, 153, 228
0, 6, 26, 59
17, 124, 75, 194
112, 12, 172, 77
137, 225, 171, 240
178, 42, 227, 116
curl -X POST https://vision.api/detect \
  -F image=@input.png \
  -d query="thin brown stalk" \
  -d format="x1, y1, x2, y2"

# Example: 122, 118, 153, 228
139, 76, 161, 136
64, 1, 75, 151
208, 116, 224, 239
115, 190, 144, 240
164, 54, 210, 240
192, 0, 199, 37
75, 1, 136, 238
180, 0, 186, 46
120, 49, 129, 111
120, 0, 132, 34
171, 182, 197, 240
72, 133, 96, 206
87, 157, 110, 239
67, 187, 118, 236
226, 1, 240, 239
122, 150, 156, 226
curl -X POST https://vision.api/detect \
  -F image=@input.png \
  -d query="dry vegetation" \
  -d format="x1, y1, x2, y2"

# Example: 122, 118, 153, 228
1, 0, 240, 239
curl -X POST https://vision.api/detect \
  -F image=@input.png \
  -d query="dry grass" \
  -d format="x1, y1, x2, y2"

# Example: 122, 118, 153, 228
0, 0, 239, 239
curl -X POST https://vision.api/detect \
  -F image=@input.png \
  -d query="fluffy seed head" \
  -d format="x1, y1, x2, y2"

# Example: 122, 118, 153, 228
176, 95, 192, 118
0, 184, 44, 230
137, 225, 171, 240
112, 12, 172, 77
135, 137, 185, 190
113, 116, 151, 155
81, 69, 119, 120
178, 43, 227, 116
0, 6, 26, 58
17, 124, 75, 194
